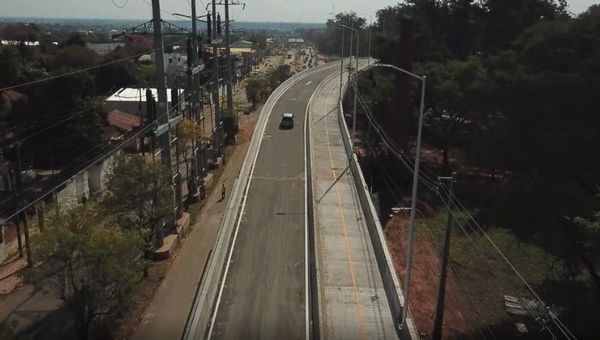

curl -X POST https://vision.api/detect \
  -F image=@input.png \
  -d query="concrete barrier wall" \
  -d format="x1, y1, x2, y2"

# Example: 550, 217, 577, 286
88, 153, 119, 193
55, 172, 89, 211
337, 64, 419, 340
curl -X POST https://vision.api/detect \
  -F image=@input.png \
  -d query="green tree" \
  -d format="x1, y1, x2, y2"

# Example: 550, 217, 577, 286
94, 51, 139, 94
63, 32, 87, 47
1, 23, 40, 43
7, 71, 106, 169
311, 12, 368, 57
135, 61, 156, 87
569, 211, 600, 291
29, 204, 146, 340
480, 0, 567, 53
267, 65, 291, 88
245, 76, 269, 108
374, 1, 452, 63
105, 156, 175, 248
51, 45, 98, 70
0, 47, 24, 88
416, 57, 495, 169
176, 119, 205, 197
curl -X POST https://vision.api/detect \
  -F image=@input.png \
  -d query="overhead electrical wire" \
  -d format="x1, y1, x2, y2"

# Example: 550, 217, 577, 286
350, 78, 576, 339
0, 89, 195, 226
0, 39, 186, 93
354, 86, 549, 328
366, 139, 494, 338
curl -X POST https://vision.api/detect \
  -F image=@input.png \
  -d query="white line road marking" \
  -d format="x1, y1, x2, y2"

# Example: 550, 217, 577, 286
306, 81, 312, 86
205, 65, 337, 340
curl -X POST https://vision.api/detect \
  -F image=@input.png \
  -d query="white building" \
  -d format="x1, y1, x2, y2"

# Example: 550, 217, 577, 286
105, 87, 185, 119
149, 52, 188, 79
86, 42, 126, 55
1, 40, 39, 46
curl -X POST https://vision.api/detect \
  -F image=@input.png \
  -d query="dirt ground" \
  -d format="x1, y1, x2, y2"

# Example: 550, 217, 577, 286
385, 214, 479, 339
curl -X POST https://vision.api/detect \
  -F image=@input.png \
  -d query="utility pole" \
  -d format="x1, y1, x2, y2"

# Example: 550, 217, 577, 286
432, 172, 457, 340
368, 16, 372, 65
151, 0, 175, 240
13, 143, 30, 266
224, 0, 234, 125
211, 0, 222, 156
185, 0, 200, 199
151, 0, 173, 169
348, 29, 353, 68
191, 0, 198, 65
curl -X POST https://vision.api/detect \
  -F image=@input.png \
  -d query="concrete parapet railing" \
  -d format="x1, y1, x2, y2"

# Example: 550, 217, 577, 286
336, 63, 419, 340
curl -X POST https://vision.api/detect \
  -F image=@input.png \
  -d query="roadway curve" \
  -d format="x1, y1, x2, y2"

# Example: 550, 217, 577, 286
207, 64, 340, 340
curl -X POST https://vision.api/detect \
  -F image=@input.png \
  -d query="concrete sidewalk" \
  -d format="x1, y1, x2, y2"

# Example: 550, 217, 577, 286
131, 108, 258, 340
310, 72, 397, 339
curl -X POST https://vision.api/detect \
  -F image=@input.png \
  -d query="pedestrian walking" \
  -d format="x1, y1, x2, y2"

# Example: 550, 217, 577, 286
221, 184, 226, 201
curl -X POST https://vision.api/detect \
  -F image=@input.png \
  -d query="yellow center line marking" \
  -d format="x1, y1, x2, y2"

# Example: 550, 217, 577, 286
322, 104, 367, 340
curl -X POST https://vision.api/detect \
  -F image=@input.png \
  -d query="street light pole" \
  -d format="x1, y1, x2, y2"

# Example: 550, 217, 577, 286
336, 23, 359, 135
338, 27, 345, 102
401, 75, 427, 328
368, 16, 372, 65
351, 29, 359, 145
347, 63, 427, 329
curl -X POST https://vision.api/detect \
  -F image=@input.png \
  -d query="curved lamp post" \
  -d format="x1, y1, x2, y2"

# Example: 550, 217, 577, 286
364, 63, 427, 331
336, 23, 360, 145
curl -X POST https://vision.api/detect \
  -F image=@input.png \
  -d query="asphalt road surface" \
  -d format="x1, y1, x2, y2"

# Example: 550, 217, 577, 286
209, 66, 337, 340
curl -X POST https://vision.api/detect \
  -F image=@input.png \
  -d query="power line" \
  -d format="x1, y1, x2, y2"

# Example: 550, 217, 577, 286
367, 146, 495, 338
357, 91, 570, 337
1, 107, 97, 150
0, 90, 193, 226
350, 79, 576, 339
0, 40, 185, 93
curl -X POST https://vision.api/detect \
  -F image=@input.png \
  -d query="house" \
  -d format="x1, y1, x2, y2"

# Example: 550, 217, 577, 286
231, 40, 254, 49
136, 51, 189, 85
0, 40, 39, 46
287, 38, 305, 48
106, 109, 143, 153
105, 87, 184, 118
0, 90, 27, 117
139, 54, 152, 62
86, 42, 126, 55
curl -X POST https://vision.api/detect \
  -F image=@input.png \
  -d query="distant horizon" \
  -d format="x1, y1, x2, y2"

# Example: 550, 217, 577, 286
0, 0, 595, 24
0, 16, 324, 25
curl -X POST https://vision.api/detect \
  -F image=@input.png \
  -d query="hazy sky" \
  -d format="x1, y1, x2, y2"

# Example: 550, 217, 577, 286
0, 0, 597, 23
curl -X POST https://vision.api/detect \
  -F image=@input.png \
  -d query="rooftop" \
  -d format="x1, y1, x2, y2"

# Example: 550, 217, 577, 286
107, 109, 141, 132
106, 88, 180, 103
2, 90, 27, 102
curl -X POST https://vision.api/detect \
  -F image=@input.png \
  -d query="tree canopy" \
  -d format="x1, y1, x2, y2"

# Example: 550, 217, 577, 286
104, 155, 175, 248
29, 204, 146, 340
347, 2, 600, 337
